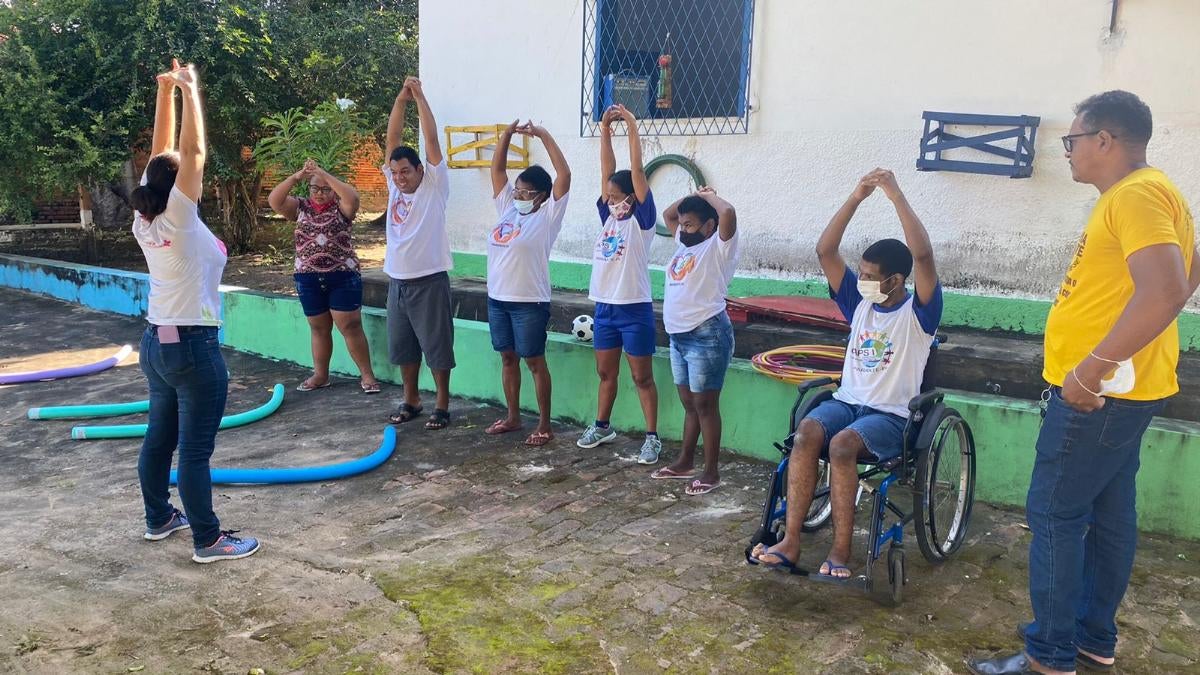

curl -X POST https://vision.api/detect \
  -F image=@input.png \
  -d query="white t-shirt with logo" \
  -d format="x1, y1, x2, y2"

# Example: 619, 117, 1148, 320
588, 191, 658, 304
486, 183, 569, 302
662, 229, 740, 334
381, 159, 453, 280
132, 184, 227, 327
831, 267, 944, 419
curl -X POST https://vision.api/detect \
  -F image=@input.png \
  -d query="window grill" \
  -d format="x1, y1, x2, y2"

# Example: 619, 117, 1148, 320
580, 0, 756, 137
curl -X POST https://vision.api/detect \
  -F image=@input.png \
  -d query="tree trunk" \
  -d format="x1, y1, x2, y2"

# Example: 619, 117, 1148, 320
216, 175, 262, 255
77, 184, 97, 264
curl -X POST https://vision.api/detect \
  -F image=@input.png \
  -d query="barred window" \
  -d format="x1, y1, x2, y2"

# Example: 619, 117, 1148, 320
581, 0, 756, 137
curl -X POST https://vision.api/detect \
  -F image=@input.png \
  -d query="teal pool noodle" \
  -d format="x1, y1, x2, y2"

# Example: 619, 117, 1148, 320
29, 399, 150, 420
70, 384, 285, 440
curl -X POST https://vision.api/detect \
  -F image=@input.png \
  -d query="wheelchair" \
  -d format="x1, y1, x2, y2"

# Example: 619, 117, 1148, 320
744, 340, 977, 604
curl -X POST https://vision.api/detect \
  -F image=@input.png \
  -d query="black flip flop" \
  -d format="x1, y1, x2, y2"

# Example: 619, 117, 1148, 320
424, 409, 450, 430
388, 403, 423, 424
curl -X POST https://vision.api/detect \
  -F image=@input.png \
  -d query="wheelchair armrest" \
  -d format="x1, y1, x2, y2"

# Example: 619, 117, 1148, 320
797, 377, 836, 395
907, 389, 945, 416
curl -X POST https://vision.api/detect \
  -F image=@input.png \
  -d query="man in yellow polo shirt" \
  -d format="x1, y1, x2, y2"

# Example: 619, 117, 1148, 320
970, 92, 1198, 675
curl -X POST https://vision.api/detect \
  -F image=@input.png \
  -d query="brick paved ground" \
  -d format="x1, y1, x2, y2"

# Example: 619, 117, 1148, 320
2, 291, 1198, 674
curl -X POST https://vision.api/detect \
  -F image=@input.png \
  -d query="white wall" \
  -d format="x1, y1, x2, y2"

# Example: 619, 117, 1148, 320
418, 0, 1200, 305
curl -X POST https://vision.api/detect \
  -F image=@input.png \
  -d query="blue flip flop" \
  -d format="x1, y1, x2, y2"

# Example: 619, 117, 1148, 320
818, 559, 852, 578
751, 547, 797, 572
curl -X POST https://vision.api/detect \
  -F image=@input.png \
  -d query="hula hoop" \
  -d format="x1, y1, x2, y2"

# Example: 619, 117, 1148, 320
644, 154, 706, 237
751, 345, 846, 385
29, 399, 151, 420
71, 384, 286, 440
171, 425, 397, 486
0, 345, 133, 385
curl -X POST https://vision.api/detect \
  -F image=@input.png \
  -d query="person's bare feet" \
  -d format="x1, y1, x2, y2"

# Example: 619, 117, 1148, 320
818, 546, 853, 578
751, 535, 801, 568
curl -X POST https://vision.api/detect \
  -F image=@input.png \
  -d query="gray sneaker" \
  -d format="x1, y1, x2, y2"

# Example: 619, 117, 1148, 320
637, 436, 662, 464
192, 530, 261, 564
144, 508, 190, 541
576, 424, 618, 449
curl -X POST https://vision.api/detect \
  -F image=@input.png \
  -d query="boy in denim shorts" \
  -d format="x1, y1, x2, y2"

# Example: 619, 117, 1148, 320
751, 169, 942, 579
651, 187, 739, 496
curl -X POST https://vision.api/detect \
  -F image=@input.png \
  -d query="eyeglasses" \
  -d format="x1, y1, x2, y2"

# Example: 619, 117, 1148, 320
1061, 130, 1108, 152
511, 187, 543, 199
310, 185, 333, 194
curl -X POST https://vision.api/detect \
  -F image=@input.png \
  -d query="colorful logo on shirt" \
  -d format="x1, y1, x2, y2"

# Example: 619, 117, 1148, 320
390, 195, 411, 228
491, 221, 521, 245
850, 330, 894, 372
667, 251, 697, 282
596, 226, 627, 261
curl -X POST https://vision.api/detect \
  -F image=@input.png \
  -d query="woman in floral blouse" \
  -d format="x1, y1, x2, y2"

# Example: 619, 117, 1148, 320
268, 158, 381, 393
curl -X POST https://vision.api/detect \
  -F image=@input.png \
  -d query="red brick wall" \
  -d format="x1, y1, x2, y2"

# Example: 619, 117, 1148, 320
253, 141, 389, 213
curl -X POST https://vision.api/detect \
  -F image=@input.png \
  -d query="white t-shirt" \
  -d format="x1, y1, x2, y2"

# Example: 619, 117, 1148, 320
132, 185, 227, 327
587, 191, 658, 304
486, 183, 569, 302
662, 229, 740, 334
382, 159, 453, 280
831, 267, 944, 419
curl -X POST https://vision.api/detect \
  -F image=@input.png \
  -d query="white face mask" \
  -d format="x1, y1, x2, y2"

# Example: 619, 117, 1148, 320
857, 278, 890, 304
1098, 359, 1136, 395
513, 198, 537, 215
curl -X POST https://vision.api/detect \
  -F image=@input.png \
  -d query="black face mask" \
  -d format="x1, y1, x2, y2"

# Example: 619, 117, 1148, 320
680, 230, 708, 247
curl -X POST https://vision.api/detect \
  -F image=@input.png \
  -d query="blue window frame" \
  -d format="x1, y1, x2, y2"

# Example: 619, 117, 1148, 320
581, 0, 756, 136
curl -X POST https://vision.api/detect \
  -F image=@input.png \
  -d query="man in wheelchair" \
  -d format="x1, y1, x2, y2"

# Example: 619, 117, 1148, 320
750, 168, 942, 578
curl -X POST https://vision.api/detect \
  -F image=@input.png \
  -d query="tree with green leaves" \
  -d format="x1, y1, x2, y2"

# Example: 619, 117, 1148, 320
0, 0, 417, 253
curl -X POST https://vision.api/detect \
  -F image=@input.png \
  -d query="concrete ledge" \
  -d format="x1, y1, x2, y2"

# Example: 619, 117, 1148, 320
4, 253, 1200, 539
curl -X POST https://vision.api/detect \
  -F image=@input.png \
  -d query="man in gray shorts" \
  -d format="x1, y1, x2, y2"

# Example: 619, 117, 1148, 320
382, 76, 455, 430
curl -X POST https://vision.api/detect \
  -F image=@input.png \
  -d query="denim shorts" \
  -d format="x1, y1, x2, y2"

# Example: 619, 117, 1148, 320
668, 312, 734, 393
805, 398, 907, 462
593, 301, 657, 356
487, 297, 551, 358
294, 271, 363, 317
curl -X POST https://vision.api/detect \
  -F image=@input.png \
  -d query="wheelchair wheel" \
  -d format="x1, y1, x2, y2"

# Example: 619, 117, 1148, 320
887, 545, 906, 605
914, 408, 976, 563
800, 460, 832, 532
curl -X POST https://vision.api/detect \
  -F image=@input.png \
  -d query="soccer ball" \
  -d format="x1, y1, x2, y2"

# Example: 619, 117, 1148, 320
572, 314, 594, 342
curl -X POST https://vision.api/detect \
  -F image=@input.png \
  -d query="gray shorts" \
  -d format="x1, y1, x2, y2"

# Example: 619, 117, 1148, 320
386, 272, 456, 370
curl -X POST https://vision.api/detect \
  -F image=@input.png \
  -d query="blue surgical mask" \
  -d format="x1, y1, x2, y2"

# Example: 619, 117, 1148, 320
513, 198, 537, 215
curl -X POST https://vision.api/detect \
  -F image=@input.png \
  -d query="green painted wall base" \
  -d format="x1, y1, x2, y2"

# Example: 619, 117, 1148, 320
223, 290, 1200, 540
448, 252, 1200, 350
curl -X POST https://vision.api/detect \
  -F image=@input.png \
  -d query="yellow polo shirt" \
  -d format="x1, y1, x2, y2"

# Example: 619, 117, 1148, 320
1043, 167, 1195, 400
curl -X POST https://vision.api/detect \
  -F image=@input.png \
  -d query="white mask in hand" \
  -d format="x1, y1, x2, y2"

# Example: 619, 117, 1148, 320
1098, 359, 1136, 396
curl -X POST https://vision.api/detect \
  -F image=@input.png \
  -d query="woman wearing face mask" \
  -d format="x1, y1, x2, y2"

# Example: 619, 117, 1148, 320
483, 120, 572, 446
578, 104, 662, 465
653, 187, 740, 495
268, 158, 380, 395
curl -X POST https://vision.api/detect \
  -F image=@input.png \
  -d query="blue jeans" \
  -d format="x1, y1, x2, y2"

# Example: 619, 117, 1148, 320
668, 313, 734, 392
1024, 388, 1165, 671
137, 326, 228, 549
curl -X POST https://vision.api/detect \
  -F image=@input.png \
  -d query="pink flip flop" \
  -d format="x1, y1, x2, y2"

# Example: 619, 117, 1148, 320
685, 479, 721, 495
651, 467, 696, 480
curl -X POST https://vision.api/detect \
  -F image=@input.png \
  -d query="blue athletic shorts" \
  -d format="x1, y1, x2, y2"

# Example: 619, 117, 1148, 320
805, 398, 907, 462
593, 301, 656, 357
